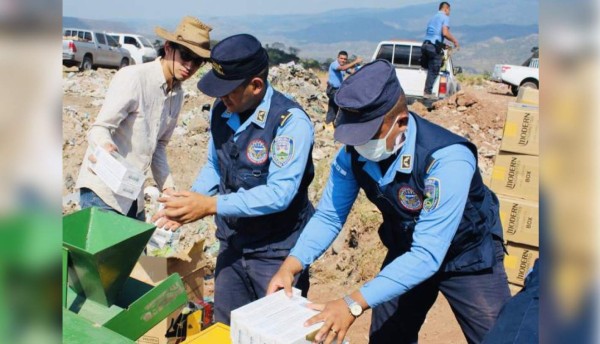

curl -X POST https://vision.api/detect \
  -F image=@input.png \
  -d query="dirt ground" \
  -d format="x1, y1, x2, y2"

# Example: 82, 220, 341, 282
63, 66, 521, 343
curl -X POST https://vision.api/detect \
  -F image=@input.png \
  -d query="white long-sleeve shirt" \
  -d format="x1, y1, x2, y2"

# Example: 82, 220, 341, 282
75, 58, 181, 215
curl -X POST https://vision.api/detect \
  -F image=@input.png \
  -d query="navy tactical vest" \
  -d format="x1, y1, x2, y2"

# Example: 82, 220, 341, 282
210, 91, 315, 254
349, 113, 502, 273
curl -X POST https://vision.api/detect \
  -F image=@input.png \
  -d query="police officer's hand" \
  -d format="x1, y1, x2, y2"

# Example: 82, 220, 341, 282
267, 256, 303, 297
155, 191, 217, 224
153, 216, 182, 231
304, 299, 356, 344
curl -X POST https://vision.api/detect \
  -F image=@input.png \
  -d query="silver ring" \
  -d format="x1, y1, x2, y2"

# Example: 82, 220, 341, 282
330, 328, 338, 335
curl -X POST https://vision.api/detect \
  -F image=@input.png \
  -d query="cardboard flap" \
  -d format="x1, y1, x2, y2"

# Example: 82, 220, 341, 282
131, 238, 207, 285
167, 239, 206, 277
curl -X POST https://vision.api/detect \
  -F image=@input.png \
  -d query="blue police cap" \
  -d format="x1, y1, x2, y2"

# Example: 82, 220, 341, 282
198, 34, 269, 97
334, 59, 404, 146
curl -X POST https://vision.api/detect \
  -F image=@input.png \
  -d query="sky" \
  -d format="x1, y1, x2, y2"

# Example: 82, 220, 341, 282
62, 0, 436, 20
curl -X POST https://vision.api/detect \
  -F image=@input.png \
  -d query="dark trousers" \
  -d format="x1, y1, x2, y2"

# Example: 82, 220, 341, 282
325, 84, 339, 125
214, 239, 310, 325
370, 240, 511, 344
482, 259, 539, 344
79, 187, 144, 221
421, 42, 444, 95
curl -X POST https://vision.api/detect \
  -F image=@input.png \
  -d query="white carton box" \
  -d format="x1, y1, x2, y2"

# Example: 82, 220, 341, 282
230, 289, 348, 344
90, 147, 145, 200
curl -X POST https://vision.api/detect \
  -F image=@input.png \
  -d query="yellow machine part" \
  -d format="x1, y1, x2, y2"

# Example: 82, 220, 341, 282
185, 310, 203, 337
181, 323, 231, 344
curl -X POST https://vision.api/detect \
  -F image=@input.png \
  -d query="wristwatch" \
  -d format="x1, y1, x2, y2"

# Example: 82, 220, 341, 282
343, 296, 363, 317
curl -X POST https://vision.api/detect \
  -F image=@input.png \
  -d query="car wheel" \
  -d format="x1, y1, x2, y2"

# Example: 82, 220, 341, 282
119, 58, 130, 69
521, 81, 538, 89
80, 56, 93, 71
510, 85, 519, 96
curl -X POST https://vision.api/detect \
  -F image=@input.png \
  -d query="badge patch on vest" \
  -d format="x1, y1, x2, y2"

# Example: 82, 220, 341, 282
256, 110, 266, 123
271, 136, 294, 167
397, 185, 423, 211
246, 139, 268, 165
401, 155, 412, 169
423, 178, 441, 212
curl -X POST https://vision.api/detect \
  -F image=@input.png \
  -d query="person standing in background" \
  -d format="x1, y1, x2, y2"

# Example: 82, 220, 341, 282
325, 51, 362, 127
421, 2, 459, 98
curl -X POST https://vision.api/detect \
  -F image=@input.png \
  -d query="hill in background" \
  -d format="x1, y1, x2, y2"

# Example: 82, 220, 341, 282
63, 0, 538, 73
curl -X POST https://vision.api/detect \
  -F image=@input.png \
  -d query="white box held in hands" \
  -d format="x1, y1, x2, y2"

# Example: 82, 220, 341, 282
90, 147, 145, 200
230, 288, 348, 344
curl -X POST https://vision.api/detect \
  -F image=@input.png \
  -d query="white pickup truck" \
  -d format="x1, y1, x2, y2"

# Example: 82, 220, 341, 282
372, 40, 462, 105
63, 28, 132, 71
491, 48, 539, 96
108, 33, 157, 65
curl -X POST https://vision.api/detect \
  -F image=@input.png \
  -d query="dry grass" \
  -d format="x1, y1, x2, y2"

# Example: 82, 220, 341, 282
456, 73, 489, 86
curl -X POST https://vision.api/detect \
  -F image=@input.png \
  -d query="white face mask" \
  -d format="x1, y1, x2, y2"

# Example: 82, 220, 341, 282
355, 117, 405, 162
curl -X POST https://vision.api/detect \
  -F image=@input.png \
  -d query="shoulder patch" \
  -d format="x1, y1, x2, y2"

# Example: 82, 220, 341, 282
397, 185, 423, 212
279, 112, 293, 127
423, 178, 441, 212
246, 139, 269, 165
271, 136, 294, 167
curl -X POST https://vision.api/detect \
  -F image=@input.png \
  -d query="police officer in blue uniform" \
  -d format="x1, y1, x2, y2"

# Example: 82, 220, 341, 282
154, 34, 315, 325
267, 60, 510, 344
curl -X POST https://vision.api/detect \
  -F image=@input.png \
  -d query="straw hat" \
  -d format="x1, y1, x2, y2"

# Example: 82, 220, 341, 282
155, 16, 212, 58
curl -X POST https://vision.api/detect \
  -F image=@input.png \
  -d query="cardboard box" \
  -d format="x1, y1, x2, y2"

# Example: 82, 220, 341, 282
516, 87, 539, 106
498, 195, 539, 247
491, 153, 539, 201
133, 240, 207, 343
504, 243, 539, 286
137, 318, 170, 344
499, 102, 539, 156
131, 239, 207, 302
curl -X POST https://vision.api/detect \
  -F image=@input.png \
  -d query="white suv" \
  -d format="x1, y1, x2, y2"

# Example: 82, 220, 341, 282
108, 33, 157, 65
372, 40, 462, 104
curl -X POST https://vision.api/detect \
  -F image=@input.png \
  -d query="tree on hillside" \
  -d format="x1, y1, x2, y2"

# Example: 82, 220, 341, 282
300, 58, 321, 70
288, 46, 300, 56
271, 42, 286, 51
266, 46, 299, 65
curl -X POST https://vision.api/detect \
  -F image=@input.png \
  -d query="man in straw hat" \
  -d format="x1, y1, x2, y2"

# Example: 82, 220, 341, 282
76, 16, 211, 220
153, 34, 315, 324
267, 60, 510, 344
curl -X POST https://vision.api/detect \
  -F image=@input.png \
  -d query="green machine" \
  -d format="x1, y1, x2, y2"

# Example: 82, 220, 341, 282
63, 207, 188, 343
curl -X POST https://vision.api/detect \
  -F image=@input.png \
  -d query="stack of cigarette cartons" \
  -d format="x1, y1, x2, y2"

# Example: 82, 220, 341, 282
491, 88, 539, 287
230, 289, 348, 344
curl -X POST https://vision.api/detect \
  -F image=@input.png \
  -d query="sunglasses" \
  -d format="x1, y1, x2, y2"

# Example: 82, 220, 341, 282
176, 46, 204, 66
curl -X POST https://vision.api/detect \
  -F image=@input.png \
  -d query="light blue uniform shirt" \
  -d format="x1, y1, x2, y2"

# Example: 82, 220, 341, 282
424, 10, 450, 43
290, 114, 476, 308
191, 84, 314, 217
327, 60, 345, 88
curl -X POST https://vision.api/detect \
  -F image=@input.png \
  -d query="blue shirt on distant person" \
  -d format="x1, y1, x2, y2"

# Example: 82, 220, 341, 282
424, 10, 450, 43
327, 60, 345, 88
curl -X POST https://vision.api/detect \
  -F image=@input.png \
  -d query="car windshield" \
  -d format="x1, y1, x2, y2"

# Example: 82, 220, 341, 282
139, 36, 153, 48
